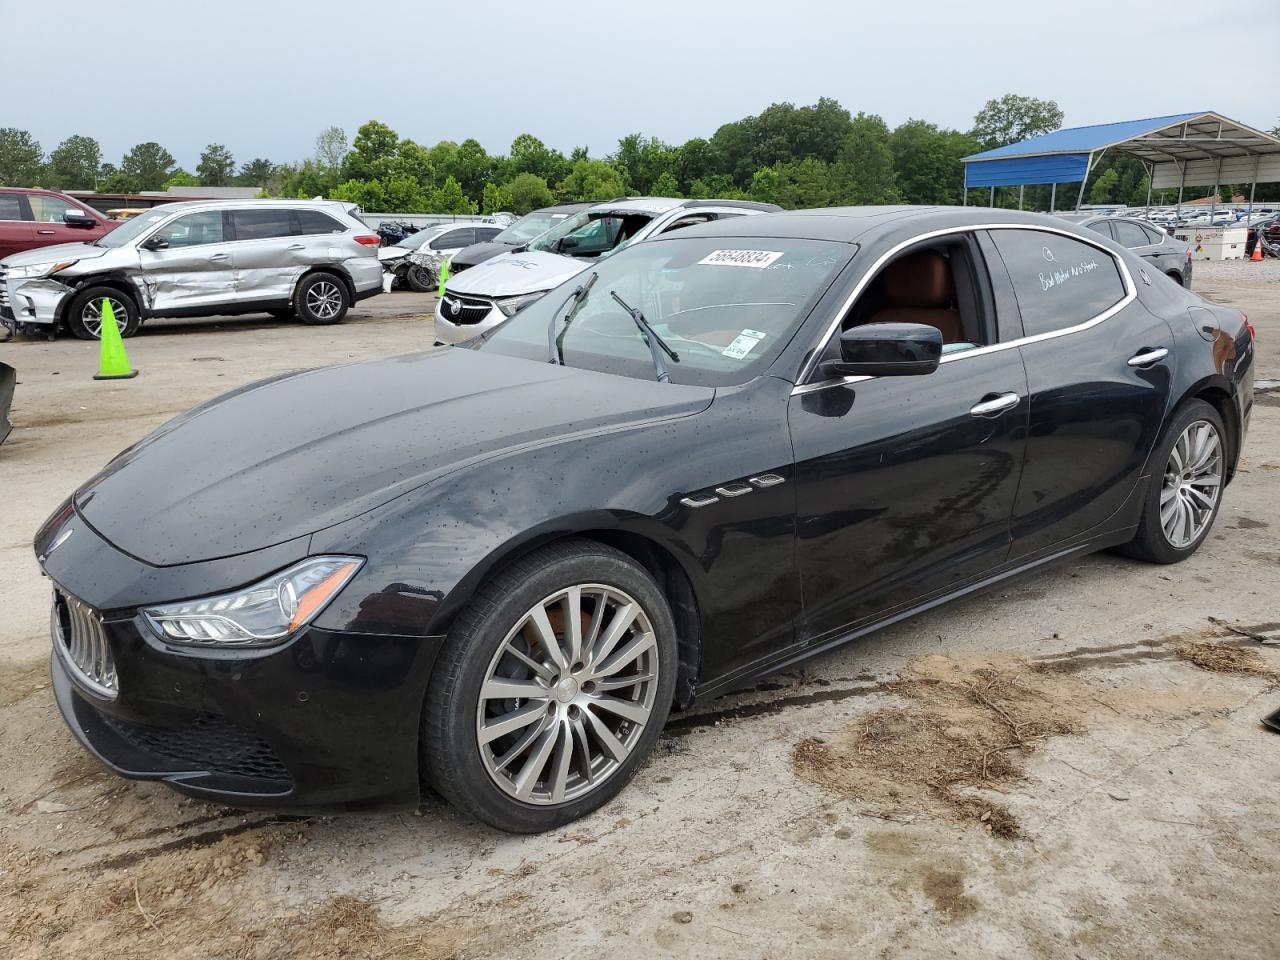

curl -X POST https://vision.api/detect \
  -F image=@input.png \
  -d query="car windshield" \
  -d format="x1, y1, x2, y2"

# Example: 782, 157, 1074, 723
495, 211, 571, 245
481, 236, 851, 387
95, 209, 174, 248
525, 210, 656, 259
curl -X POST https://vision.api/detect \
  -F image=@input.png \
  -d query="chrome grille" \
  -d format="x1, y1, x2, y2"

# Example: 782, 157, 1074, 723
52, 591, 117, 698
437, 293, 493, 325
0, 263, 9, 310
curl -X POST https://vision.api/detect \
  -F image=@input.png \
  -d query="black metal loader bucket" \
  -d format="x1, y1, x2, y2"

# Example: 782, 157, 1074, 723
0, 362, 14, 447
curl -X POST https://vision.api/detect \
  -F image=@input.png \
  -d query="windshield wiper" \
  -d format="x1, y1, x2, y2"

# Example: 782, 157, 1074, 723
546, 271, 597, 364
609, 291, 679, 383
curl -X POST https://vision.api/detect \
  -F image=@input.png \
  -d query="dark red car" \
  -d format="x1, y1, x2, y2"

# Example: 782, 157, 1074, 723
1245, 216, 1280, 256
0, 188, 121, 260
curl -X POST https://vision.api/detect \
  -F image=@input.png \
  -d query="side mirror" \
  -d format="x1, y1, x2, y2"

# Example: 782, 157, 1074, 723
142, 235, 170, 251
63, 209, 97, 228
820, 322, 943, 378
558, 236, 579, 252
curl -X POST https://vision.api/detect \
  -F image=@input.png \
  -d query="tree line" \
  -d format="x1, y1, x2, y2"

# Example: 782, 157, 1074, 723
2, 96, 1277, 214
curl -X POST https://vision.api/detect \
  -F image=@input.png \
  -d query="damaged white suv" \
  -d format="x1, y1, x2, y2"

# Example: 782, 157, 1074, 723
0, 199, 383, 339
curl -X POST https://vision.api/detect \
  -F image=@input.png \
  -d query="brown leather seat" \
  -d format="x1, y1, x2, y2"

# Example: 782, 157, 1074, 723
865, 251, 963, 343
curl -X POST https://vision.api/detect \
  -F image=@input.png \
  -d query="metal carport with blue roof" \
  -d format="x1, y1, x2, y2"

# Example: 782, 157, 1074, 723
961, 111, 1280, 215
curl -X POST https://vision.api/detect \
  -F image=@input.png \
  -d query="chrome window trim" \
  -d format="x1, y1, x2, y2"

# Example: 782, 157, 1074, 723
792, 222, 1136, 396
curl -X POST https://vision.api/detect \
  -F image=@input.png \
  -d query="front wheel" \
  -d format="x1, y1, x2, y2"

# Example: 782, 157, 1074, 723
423, 539, 678, 832
1120, 399, 1226, 564
406, 264, 435, 293
66, 286, 141, 340
295, 273, 349, 325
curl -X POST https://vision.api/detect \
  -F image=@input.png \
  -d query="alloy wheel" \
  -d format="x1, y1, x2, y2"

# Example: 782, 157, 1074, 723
1160, 419, 1222, 548
305, 281, 343, 320
476, 584, 659, 805
81, 296, 128, 339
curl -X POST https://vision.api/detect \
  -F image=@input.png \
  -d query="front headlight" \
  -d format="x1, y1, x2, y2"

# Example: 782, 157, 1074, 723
142, 556, 364, 646
496, 292, 546, 317
7, 260, 78, 280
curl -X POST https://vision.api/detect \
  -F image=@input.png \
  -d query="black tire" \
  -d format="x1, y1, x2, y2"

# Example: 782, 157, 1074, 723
267, 308, 295, 320
406, 264, 436, 293
1166, 271, 1184, 286
1119, 399, 1226, 564
294, 272, 349, 325
65, 286, 141, 341
423, 538, 678, 833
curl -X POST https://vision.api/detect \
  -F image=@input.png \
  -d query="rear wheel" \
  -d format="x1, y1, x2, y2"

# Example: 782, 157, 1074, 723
295, 273, 349, 325
66, 286, 141, 340
423, 539, 677, 832
1120, 399, 1225, 564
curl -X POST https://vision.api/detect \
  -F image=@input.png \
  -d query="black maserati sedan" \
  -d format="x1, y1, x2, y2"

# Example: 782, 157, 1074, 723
37, 207, 1254, 832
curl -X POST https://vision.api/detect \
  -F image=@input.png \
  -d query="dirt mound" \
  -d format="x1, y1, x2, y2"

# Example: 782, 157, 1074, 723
793, 657, 1083, 838
1173, 639, 1280, 681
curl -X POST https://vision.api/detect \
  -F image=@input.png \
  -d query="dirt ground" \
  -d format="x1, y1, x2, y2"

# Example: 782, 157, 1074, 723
2, 267, 1279, 960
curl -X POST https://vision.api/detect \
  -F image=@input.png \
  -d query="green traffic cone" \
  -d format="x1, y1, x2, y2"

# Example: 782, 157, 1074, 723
436, 257, 449, 298
93, 298, 138, 380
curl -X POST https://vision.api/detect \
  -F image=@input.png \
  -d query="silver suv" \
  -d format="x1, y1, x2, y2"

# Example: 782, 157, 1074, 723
0, 200, 382, 339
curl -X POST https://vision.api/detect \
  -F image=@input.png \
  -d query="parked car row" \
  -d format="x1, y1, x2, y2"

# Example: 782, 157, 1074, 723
1057, 214, 1194, 286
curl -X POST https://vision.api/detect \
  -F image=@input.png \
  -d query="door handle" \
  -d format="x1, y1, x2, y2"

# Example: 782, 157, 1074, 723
1127, 347, 1169, 368
208, 252, 229, 261
969, 392, 1020, 418
286, 243, 306, 251
37, 229, 56, 235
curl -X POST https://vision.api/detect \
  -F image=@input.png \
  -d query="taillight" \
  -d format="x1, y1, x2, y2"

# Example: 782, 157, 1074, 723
1243, 312, 1256, 340
353, 235, 380, 247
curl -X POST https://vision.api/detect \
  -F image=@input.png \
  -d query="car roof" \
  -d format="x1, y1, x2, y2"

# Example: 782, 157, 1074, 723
0, 186, 77, 197
641, 205, 1118, 244
134, 198, 358, 217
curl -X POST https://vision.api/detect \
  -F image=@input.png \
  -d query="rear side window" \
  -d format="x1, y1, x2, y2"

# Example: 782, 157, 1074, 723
988, 229, 1127, 337
0, 194, 25, 220
296, 209, 346, 235
430, 228, 473, 250
1141, 224, 1167, 244
231, 208, 295, 241
1113, 221, 1150, 249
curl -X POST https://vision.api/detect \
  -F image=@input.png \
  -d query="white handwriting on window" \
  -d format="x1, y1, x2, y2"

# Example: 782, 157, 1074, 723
1038, 258, 1099, 292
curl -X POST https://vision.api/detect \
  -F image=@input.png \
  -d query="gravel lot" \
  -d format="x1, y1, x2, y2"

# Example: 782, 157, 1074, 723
1, 265, 1278, 959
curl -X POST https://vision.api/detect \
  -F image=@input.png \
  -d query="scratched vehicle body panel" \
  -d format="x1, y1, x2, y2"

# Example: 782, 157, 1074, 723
35, 207, 1254, 830
0, 200, 382, 339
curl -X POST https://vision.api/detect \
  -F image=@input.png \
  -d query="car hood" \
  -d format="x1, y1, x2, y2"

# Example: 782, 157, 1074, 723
1, 242, 112, 268
378, 245, 412, 262
444, 249, 586, 298
74, 349, 713, 566
450, 240, 514, 270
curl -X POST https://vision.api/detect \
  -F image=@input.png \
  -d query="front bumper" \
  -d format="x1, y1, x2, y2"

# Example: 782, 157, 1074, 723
433, 301, 505, 345
2, 276, 70, 326
39, 509, 443, 813
50, 600, 444, 812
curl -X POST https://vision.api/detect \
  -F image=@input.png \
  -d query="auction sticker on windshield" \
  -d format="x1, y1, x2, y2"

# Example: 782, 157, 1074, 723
698, 249, 784, 268
722, 329, 767, 359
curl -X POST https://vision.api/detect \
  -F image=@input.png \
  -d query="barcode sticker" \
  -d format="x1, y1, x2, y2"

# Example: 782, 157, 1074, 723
698, 249, 784, 269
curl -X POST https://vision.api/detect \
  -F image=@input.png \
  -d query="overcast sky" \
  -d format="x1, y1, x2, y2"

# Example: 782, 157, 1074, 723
8, 0, 1276, 169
